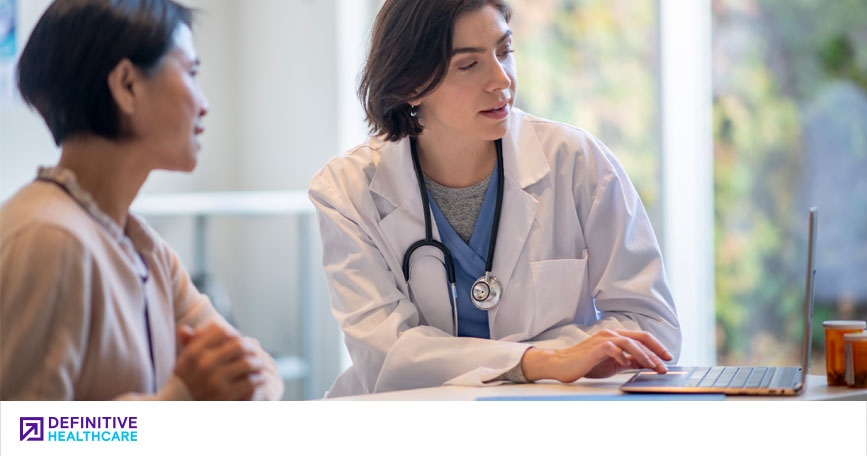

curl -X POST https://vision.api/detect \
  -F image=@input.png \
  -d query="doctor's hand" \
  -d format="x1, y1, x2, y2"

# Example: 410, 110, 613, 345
173, 322, 267, 401
521, 329, 673, 383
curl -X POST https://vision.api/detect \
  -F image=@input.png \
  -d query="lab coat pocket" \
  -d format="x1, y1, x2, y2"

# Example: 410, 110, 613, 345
529, 253, 588, 336
406, 252, 454, 334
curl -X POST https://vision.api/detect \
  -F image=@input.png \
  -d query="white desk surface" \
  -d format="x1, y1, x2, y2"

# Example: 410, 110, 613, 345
333, 374, 867, 401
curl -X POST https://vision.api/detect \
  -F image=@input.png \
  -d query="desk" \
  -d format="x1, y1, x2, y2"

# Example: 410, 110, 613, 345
334, 374, 867, 400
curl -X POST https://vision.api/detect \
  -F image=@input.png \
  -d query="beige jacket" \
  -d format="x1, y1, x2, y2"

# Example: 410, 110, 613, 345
0, 167, 282, 400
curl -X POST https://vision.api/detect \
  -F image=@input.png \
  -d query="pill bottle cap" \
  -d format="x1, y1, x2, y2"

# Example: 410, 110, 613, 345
843, 331, 867, 341
822, 320, 867, 330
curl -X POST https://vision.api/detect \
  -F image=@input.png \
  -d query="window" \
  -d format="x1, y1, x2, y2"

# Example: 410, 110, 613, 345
510, 0, 867, 369
510, 0, 663, 228
510, 0, 717, 365
713, 0, 867, 368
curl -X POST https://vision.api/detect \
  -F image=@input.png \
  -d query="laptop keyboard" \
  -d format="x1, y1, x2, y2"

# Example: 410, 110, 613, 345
683, 366, 778, 389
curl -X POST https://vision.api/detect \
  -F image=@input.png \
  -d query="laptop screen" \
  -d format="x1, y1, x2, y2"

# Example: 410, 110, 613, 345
799, 207, 818, 387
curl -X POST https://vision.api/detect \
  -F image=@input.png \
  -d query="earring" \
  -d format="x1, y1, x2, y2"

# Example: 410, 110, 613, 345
409, 104, 418, 118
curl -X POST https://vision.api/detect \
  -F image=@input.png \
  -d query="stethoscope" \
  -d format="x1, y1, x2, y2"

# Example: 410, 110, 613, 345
401, 137, 505, 334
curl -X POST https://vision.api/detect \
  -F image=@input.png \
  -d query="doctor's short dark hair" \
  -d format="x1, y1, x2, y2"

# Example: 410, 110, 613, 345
359, 0, 512, 142
17, 0, 194, 146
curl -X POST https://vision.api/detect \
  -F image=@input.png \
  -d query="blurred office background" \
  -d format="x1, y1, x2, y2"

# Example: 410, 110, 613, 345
1, 0, 865, 398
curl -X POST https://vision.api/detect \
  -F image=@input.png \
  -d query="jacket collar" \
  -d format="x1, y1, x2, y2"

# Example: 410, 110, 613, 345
37, 166, 154, 275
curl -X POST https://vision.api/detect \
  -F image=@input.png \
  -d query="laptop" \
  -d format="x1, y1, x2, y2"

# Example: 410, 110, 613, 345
620, 207, 818, 396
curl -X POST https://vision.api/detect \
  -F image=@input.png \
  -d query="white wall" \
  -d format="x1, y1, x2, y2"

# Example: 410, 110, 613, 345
226, 0, 346, 399
0, 0, 56, 198
181, 0, 355, 398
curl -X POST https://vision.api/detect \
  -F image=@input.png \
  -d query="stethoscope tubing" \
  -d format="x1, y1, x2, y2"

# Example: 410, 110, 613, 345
402, 137, 504, 334
487, 139, 505, 273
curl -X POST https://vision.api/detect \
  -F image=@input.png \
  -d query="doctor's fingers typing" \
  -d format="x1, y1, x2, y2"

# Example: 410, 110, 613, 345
521, 329, 672, 383
581, 329, 673, 372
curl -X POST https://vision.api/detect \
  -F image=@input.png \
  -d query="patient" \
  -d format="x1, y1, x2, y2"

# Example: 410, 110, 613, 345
0, 0, 283, 400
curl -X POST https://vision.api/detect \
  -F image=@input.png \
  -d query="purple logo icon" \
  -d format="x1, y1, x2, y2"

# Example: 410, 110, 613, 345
20, 417, 44, 441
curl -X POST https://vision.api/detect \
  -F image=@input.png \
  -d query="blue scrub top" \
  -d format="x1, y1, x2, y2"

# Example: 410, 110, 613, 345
427, 164, 499, 339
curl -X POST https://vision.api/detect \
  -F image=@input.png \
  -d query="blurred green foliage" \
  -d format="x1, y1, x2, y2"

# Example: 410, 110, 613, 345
510, 0, 867, 369
713, 0, 867, 367
510, 0, 661, 225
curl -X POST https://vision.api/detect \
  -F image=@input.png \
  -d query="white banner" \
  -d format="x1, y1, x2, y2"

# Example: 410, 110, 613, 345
1, 401, 865, 455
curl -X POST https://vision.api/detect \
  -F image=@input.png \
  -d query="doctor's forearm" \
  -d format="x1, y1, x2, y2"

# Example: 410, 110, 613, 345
520, 348, 558, 382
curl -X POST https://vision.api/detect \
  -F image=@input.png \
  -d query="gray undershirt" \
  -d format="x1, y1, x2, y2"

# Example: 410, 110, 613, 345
423, 173, 491, 243
423, 173, 531, 384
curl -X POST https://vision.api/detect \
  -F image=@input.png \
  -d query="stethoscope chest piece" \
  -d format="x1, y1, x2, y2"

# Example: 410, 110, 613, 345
471, 274, 502, 310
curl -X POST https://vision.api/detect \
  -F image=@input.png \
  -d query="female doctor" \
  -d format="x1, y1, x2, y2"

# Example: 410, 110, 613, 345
309, 0, 681, 397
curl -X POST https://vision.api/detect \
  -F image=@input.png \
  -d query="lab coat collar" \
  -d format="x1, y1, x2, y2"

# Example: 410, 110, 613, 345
501, 107, 550, 191
368, 109, 550, 327
367, 135, 417, 214
368, 108, 550, 210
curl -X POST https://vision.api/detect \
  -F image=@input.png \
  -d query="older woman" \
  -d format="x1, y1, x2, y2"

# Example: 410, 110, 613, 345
0, 0, 282, 400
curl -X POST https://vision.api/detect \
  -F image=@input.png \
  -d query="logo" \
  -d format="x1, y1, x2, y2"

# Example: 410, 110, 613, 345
20, 417, 44, 441
18, 416, 138, 442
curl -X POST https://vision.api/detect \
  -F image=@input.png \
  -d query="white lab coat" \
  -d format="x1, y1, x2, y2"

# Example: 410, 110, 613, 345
309, 108, 681, 397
